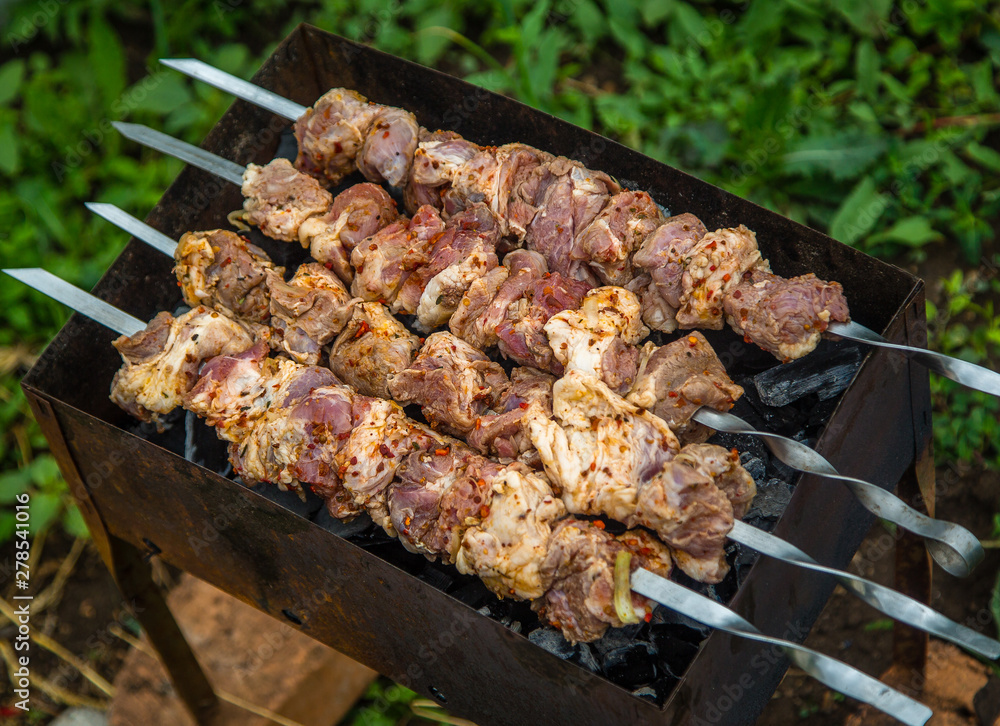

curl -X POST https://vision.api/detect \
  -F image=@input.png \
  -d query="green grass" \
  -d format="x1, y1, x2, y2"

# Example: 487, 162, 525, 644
0, 1, 996, 546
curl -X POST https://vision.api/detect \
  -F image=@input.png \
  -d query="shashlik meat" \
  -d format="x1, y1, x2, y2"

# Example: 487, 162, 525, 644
724, 269, 850, 361
328, 301, 421, 400
174, 229, 281, 324
522, 157, 621, 285
241, 159, 333, 243
533, 519, 672, 643
410, 133, 481, 187
350, 205, 446, 306
293, 88, 382, 186
468, 366, 555, 464
544, 286, 647, 394
675, 225, 768, 330
449, 249, 546, 350
393, 203, 501, 329
495, 272, 592, 374
184, 341, 337, 443
298, 182, 398, 284
388, 331, 509, 438
526, 370, 680, 524
456, 462, 567, 599
627, 332, 745, 445
110, 306, 256, 430
390, 445, 502, 562
526, 370, 746, 583
356, 106, 421, 187
576, 190, 665, 286
230, 383, 361, 513
675, 444, 756, 520
265, 263, 357, 365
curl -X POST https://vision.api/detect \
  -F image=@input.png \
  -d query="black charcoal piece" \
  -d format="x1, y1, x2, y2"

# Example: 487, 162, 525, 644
592, 622, 644, 656
528, 627, 576, 659
312, 509, 376, 538
449, 580, 493, 609
417, 563, 457, 591
574, 643, 601, 673
601, 642, 658, 687
739, 454, 767, 483
707, 429, 769, 462
746, 478, 794, 519
753, 344, 861, 407
650, 608, 712, 641
650, 626, 702, 676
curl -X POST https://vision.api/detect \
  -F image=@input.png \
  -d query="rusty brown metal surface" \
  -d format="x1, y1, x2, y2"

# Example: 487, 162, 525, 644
21, 24, 934, 726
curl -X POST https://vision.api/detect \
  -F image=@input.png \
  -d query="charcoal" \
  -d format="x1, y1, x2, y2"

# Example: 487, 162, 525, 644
736, 384, 808, 437
631, 685, 658, 702
753, 344, 861, 407
650, 626, 702, 676
707, 429, 768, 462
417, 563, 457, 591
746, 478, 794, 520
601, 641, 658, 687
312, 509, 376, 539
449, 580, 493, 609
592, 622, 644, 656
275, 126, 299, 162
574, 643, 601, 673
650, 607, 712, 641
739, 454, 767, 483
528, 627, 576, 659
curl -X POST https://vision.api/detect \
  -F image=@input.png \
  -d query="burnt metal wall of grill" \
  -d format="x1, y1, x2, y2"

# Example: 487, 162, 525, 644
22, 24, 931, 726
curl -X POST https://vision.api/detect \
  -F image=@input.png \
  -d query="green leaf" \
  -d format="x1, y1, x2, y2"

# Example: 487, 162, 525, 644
855, 39, 878, 101
62, 504, 91, 539
29, 454, 62, 489
782, 134, 887, 181
964, 142, 1000, 174
0, 511, 14, 546
0, 121, 20, 176
28, 492, 62, 537
829, 176, 886, 245
0, 59, 26, 106
87, 15, 126, 104
0, 469, 31, 504
869, 216, 943, 247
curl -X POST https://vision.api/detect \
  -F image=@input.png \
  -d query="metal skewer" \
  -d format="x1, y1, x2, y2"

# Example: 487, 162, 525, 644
160, 57, 1000, 401
82, 202, 1000, 660
693, 407, 983, 578
0, 264, 936, 724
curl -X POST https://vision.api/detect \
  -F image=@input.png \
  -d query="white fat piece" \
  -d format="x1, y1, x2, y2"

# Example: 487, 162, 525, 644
544, 286, 648, 380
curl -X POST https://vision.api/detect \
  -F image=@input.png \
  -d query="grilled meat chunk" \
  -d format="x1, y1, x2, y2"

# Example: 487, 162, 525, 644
522, 157, 620, 284
456, 463, 566, 599
724, 269, 850, 360
390, 445, 501, 562
110, 307, 255, 430
544, 286, 647, 394
266, 263, 357, 365
241, 159, 333, 243
468, 366, 555, 464
392, 203, 501, 328
496, 272, 592, 374
350, 205, 446, 306
299, 183, 398, 284
389, 332, 509, 438
534, 520, 671, 643
576, 190, 665, 285
675, 443, 756, 520
675, 225, 768, 330
627, 332, 744, 444
357, 106, 421, 187
631, 213, 709, 333
329, 302, 421, 399
293, 88, 381, 185
174, 229, 282, 324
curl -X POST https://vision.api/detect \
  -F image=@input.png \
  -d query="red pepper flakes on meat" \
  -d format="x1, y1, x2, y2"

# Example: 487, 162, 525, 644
480, 505, 491, 518
519, 402, 529, 410
435, 447, 450, 456
378, 443, 395, 458
644, 612, 653, 623
354, 321, 371, 338
592, 520, 605, 530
